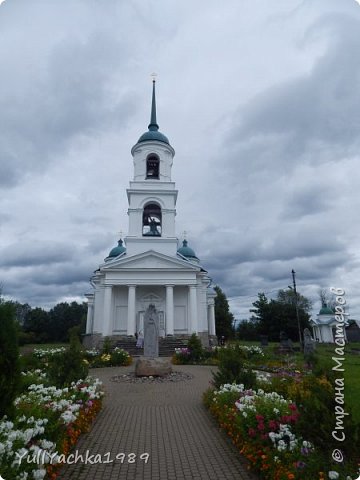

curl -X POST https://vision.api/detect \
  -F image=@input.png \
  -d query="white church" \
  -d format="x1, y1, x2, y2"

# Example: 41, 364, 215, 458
84, 81, 216, 347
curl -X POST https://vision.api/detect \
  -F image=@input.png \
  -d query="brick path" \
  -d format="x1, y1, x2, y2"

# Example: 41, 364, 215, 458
58, 363, 257, 480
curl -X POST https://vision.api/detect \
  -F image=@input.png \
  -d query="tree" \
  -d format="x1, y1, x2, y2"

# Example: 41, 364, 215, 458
23, 307, 51, 343
49, 302, 87, 342
214, 286, 234, 339
6, 301, 32, 326
277, 288, 312, 313
236, 318, 260, 341
249, 291, 311, 342
0, 302, 20, 417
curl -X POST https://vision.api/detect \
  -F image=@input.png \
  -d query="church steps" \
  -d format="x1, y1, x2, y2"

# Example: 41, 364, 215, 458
113, 337, 188, 357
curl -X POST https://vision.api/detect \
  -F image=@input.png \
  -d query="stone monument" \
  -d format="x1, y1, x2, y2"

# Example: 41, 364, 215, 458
277, 331, 293, 353
303, 328, 315, 356
143, 304, 159, 357
135, 304, 172, 377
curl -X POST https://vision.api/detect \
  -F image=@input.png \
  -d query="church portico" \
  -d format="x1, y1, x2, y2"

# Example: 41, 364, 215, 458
84, 81, 216, 348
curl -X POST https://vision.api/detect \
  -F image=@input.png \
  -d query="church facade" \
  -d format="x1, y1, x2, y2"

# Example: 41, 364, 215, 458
310, 303, 348, 343
84, 82, 216, 347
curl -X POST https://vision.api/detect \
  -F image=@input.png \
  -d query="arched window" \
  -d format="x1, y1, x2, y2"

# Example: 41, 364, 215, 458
146, 154, 159, 179
142, 203, 162, 236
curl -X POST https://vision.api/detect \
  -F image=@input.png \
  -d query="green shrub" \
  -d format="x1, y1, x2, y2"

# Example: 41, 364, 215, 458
47, 332, 88, 387
0, 303, 20, 418
101, 336, 112, 354
68, 324, 82, 342
187, 333, 204, 361
18, 352, 42, 372
17, 330, 36, 346
291, 375, 359, 463
212, 344, 257, 389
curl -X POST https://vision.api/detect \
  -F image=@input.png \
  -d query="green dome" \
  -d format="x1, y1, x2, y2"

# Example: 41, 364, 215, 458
177, 240, 198, 260
138, 130, 169, 145
108, 239, 126, 258
319, 304, 334, 315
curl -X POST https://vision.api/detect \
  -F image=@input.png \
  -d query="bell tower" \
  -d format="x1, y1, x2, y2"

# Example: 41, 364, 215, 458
125, 80, 178, 256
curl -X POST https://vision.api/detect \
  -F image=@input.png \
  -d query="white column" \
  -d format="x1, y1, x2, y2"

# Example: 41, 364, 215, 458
86, 304, 94, 334
189, 285, 198, 333
166, 285, 174, 335
209, 301, 216, 336
127, 285, 136, 336
103, 286, 113, 336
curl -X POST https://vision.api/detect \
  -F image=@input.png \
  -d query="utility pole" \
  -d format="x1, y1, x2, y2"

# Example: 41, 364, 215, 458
291, 269, 303, 348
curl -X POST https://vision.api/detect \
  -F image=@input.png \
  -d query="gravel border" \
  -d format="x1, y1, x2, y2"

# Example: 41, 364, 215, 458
110, 371, 194, 383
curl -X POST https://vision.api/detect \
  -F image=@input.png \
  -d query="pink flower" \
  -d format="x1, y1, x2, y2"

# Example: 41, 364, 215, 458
248, 428, 256, 437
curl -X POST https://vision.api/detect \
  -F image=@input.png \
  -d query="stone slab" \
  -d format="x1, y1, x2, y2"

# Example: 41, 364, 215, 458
135, 357, 172, 377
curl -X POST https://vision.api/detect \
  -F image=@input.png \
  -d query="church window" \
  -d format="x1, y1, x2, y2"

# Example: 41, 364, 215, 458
143, 203, 162, 236
146, 154, 159, 179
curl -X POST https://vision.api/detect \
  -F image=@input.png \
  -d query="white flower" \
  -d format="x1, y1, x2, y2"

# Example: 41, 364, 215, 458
39, 439, 55, 450
328, 472, 339, 480
32, 468, 47, 479
61, 411, 77, 424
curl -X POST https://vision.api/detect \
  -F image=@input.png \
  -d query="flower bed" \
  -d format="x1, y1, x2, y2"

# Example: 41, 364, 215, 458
0, 369, 104, 480
32, 346, 132, 368
84, 347, 132, 367
204, 383, 358, 479
172, 341, 265, 366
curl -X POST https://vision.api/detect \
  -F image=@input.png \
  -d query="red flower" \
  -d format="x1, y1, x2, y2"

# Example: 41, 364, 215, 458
268, 420, 277, 430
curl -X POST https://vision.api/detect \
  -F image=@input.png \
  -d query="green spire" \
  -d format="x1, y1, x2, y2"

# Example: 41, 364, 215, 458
148, 79, 159, 132
137, 78, 170, 145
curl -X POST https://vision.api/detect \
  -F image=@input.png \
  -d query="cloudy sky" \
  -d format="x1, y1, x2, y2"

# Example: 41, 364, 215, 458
1, 0, 360, 321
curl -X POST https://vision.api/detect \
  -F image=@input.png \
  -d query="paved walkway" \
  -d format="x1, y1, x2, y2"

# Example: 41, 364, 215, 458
58, 363, 257, 480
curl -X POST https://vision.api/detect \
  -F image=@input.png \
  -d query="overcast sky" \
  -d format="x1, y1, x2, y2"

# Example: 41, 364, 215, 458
1, 0, 359, 321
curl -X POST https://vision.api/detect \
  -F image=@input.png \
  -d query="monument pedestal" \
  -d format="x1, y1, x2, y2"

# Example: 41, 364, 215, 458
135, 357, 172, 377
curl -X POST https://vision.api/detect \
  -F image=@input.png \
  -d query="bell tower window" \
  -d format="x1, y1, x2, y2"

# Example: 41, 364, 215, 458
143, 203, 162, 236
146, 154, 159, 179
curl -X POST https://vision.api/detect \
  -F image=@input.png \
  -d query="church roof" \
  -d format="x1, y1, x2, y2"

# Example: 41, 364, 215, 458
137, 79, 170, 145
100, 249, 202, 272
319, 304, 334, 315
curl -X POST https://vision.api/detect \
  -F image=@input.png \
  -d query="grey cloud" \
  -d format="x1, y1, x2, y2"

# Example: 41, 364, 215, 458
281, 186, 332, 219
0, 4, 136, 189
0, 243, 75, 268
224, 12, 360, 178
